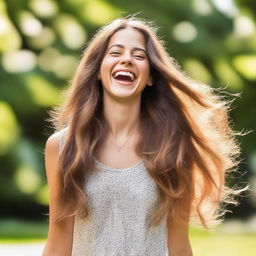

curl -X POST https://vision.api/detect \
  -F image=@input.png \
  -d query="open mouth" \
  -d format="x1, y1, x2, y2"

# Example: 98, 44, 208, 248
112, 70, 137, 84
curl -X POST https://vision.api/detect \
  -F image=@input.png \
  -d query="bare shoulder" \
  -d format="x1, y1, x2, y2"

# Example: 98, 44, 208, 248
45, 130, 63, 164
45, 130, 63, 155
44, 130, 64, 180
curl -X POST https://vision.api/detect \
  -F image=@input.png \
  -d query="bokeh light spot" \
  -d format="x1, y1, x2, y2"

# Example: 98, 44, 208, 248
27, 26, 56, 49
19, 11, 43, 37
15, 164, 41, 194
82, 0, 121, 25
2, 50, 37, 73
0, 4, 21, 51
212, 0, 238, 18
233, 55, 256, 80
38, 47, 60, 71
54, 14, 87, 50
234, 15, 255, 38
29, 0, 58, 18
193, 0, 212, 16
172, 21, 198, 43
0, 16, 8, 35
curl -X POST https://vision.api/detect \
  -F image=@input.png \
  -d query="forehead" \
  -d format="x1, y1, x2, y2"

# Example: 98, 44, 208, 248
108, 27, 146, 49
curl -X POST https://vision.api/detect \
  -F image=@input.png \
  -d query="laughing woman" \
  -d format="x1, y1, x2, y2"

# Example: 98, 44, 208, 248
42, 16, 247, 256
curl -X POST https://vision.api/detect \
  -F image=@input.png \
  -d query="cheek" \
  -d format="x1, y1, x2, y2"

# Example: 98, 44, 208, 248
99, 60, 106, 73
100, 59, 114, 77
99, 65, 108, 82
140, 63, 151, 79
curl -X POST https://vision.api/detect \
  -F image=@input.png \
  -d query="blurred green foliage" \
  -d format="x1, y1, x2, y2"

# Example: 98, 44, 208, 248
0, 0, 255, 220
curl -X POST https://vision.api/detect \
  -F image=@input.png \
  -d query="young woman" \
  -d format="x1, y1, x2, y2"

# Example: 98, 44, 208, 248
42, 16, 247, 256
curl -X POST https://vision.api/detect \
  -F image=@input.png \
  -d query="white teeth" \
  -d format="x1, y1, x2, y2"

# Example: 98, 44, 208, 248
113, 71, 135, 80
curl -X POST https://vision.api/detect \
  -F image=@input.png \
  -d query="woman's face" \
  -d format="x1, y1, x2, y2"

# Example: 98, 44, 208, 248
98, 27, 152, 101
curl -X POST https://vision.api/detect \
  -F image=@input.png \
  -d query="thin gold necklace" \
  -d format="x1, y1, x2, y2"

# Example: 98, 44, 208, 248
110, 128, 137, 152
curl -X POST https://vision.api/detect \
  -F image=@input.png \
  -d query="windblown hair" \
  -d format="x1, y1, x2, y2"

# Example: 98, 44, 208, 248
47, 15, 248, 230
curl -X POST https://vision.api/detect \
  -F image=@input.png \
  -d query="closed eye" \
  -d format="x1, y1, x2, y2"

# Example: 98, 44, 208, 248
110, 51, 120, 55
134, 55, 145, 59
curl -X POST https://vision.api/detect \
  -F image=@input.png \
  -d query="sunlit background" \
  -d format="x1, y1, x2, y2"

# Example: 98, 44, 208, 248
0, 0, 255, 255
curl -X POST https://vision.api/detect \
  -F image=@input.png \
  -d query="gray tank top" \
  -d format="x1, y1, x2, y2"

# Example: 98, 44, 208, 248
59, 129, 169, 256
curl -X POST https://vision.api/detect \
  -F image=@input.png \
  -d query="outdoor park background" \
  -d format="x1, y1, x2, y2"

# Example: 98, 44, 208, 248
0, 0, 255, 255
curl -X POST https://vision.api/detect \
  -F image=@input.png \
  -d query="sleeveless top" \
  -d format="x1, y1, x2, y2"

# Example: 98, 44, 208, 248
59, 128, 169, 256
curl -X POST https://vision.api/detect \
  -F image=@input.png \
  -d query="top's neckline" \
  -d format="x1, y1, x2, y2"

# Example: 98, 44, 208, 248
95, 159, 144, 172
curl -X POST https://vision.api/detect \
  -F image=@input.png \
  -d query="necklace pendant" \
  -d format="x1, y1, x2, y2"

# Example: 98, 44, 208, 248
110, 128, 137, 153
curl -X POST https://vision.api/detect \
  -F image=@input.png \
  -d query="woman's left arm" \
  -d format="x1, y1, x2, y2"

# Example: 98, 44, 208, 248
167, 214, 193, 256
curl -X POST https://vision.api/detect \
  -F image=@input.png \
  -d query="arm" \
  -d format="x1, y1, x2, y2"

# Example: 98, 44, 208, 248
167, 215, 193, 256
167, 195, 193, 256
42, 132, 74, 256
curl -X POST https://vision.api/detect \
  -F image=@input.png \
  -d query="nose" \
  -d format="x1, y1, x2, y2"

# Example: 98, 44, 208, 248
120, 53, 133, 65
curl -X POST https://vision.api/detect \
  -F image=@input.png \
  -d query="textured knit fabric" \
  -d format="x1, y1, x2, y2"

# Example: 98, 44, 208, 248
59, 129, 169, 256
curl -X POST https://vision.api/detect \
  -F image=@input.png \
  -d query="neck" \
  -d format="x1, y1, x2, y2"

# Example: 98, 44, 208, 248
103, 94, 141, 140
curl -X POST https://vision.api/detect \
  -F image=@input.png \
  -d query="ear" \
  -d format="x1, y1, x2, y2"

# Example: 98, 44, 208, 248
148, 76, 153, 86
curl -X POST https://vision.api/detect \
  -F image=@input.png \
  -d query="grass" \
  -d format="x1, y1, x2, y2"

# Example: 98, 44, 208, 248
0, 218, 255, 255
0, 218, 48, 243
189, 226, 256, 256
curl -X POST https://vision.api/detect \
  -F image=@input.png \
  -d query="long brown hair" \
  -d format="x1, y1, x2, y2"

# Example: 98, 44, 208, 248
47, 15, 249, 230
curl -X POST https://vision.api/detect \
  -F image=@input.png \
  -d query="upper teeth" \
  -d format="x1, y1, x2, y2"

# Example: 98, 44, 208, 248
114, 71, 135, 80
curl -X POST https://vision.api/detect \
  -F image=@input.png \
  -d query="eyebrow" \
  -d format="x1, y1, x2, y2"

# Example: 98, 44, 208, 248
108, 44, 147, 54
